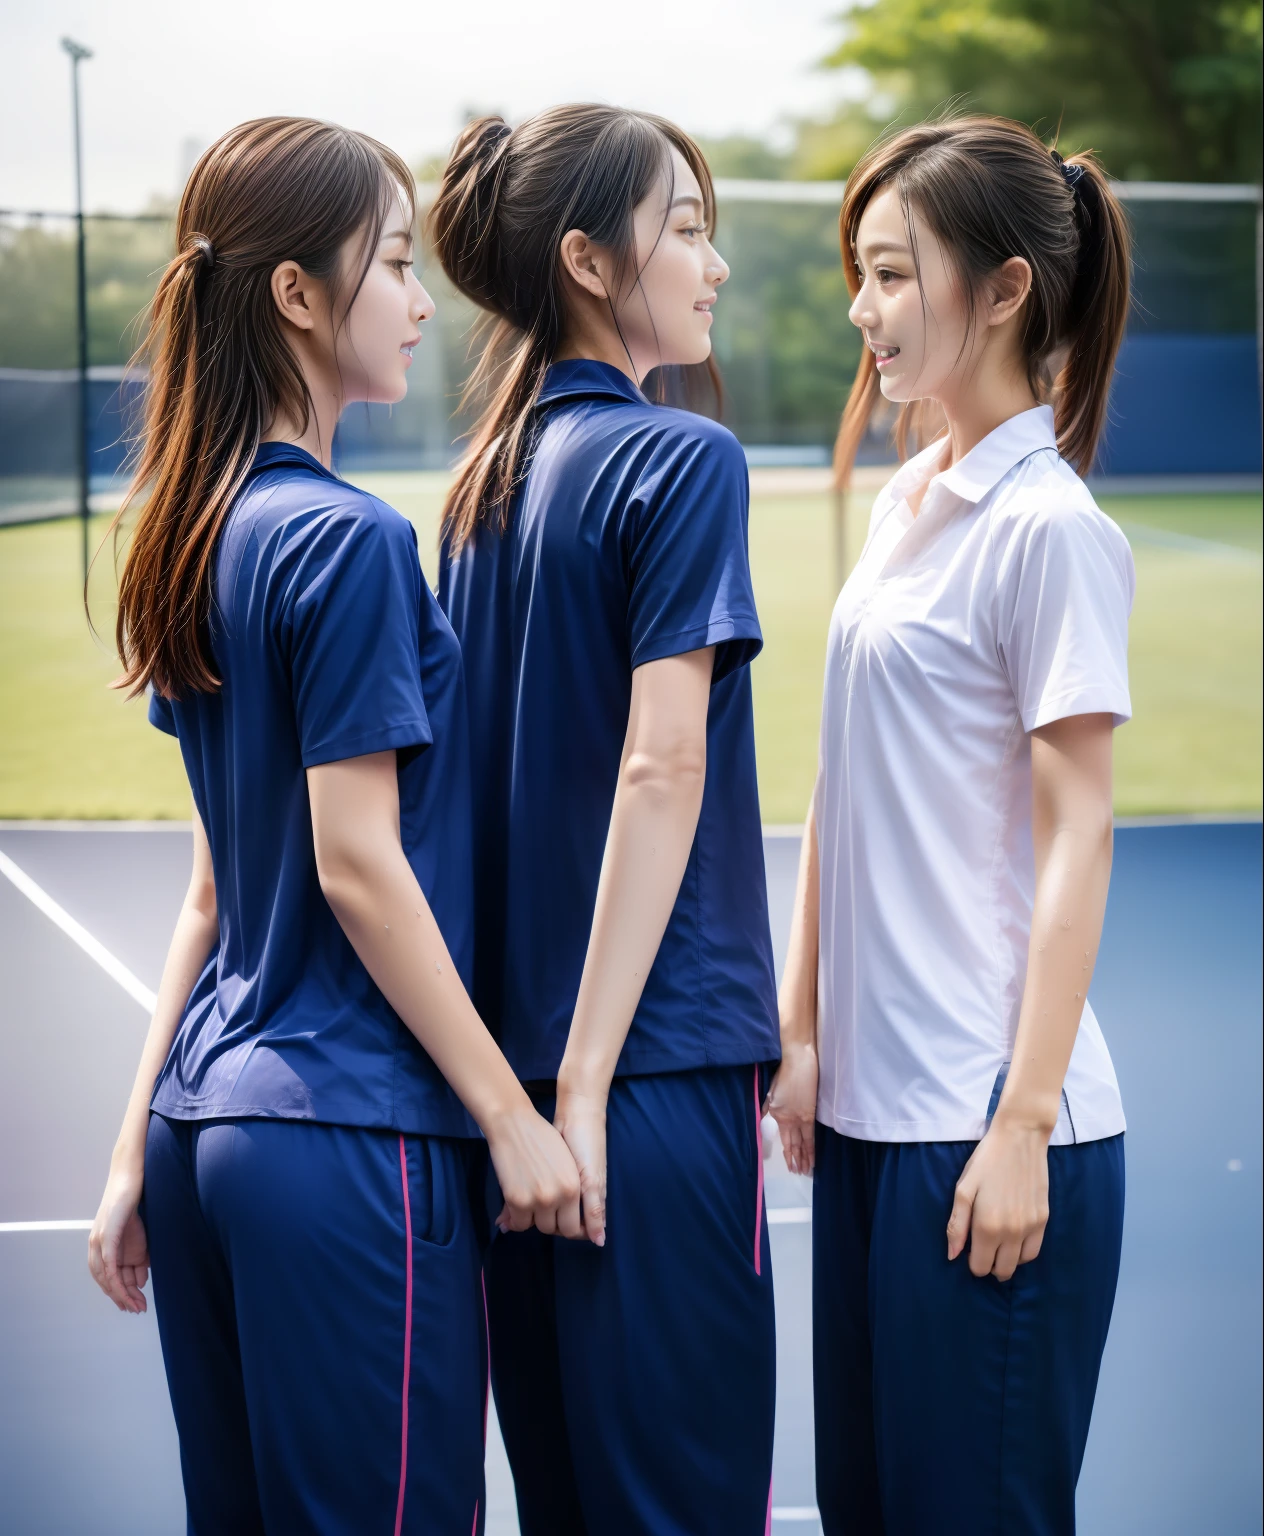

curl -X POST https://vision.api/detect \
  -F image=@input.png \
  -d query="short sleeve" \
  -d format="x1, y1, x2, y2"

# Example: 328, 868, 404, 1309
286, 502, 432, 768
995, 501, 1134, 733
625, 426, 762, 683
148, 687, 177, 737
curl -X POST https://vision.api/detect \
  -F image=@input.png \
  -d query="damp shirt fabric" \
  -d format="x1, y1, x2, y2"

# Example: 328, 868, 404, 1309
814, 406, 1133, 1145
439, 358, 780, 1082
147, 441, 477, 1139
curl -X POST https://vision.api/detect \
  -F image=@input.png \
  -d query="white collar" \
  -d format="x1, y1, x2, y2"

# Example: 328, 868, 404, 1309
882, 406, 1059, 513
936, 406, 1058, 504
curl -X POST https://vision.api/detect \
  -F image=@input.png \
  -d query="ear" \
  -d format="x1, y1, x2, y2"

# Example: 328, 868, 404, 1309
558, 229, 610, 301
270, 259, 320, 333
986, 256, 1033, 328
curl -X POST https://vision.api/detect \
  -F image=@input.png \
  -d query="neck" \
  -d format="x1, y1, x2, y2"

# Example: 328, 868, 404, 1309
261, 349, 343, 469
553, 305, 645, 385
937, 352, 1040, 466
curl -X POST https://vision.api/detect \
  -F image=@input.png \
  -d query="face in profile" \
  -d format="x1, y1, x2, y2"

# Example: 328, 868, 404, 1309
336, 191, 436, 407
848, 184, 976, 406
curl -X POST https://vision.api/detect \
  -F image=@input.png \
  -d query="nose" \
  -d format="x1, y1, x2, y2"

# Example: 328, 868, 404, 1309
410, 272, 436, 325
706, 240, 730, 287
848, 277, 874, 331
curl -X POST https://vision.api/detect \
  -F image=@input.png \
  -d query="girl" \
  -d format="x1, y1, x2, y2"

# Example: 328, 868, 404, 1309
768, 118, 1134, 1535
87, 116, 582, 1535
432, 106, 780, 1535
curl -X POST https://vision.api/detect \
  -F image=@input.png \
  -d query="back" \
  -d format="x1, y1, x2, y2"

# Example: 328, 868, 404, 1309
149, 442, 476, 1137
440, 359, 779, 1080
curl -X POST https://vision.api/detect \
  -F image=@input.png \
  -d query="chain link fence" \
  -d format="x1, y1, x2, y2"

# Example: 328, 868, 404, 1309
2, 182, 1260, 526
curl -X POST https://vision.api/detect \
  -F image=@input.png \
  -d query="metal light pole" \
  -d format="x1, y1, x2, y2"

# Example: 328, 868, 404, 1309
61, 37, 93, 586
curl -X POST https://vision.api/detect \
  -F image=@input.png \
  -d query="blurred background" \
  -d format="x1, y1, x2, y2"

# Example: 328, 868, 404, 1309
1, 0, 1260, 823
1, 4, 1260, 1534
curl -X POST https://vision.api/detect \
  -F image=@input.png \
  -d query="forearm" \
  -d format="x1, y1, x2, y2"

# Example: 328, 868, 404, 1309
321, 841, 529, 1131
778, 799, 820, 1049
558, 759, 705, 1096
112, 897, 217, 1169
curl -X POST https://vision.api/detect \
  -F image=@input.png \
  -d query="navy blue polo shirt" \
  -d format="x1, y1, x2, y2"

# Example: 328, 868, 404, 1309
439, 359, 779, 1081
148, 441, 477, 1138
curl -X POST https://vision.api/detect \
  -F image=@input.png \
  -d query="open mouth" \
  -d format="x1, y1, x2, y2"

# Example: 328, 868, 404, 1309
400, 340, 419, 359
869, 342, 900, 369
694, 299, 715, 316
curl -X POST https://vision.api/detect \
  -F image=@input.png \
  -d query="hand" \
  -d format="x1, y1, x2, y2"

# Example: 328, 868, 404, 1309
947, 1116, 1050, 1281
88, 1159, 150, 1314
766, 1039, 818, 1176
553, 1087, 608, 1247
485, 1103, 584, 1240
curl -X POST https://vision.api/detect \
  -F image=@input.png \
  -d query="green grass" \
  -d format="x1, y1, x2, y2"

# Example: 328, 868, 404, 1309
0, 486, 1259, 821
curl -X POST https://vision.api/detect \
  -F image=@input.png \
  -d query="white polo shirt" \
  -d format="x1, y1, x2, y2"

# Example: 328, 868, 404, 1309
815, 406, 1133, 1145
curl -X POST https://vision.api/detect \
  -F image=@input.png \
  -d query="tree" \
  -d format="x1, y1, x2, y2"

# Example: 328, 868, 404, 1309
803, 0, 1262, 182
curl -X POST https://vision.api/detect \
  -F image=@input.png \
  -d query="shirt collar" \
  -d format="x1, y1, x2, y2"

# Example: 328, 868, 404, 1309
251, 441, 339, 480
537, 358, 648, 410
934, 405, 1057, 504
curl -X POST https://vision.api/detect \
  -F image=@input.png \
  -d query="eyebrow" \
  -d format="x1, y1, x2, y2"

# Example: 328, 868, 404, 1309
857, 240, 911, 259
671, 195, 704, 213
381, 228, 413, 245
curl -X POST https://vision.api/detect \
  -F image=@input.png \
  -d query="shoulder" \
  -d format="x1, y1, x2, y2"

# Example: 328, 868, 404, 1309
544, 396, 744, 478
238, 468, 417, 562
985, 449, 1133, 576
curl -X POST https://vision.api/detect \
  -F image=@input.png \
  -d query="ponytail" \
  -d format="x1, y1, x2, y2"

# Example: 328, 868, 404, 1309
1052, 156, 1130, 474
430, 105, 716, 554
110, 116, 414, 699
428, 117, 553, 556
834, 118, 1131, 486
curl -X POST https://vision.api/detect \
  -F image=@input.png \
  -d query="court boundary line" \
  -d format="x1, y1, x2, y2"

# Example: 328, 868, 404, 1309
0, 1219, 94, 1233
0, 848, 157, 1012
4, 1210, 814, 1234
3, 815, 1261, 836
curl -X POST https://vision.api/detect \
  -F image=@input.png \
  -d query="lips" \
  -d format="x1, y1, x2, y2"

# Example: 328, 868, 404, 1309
400, 338, 420, 358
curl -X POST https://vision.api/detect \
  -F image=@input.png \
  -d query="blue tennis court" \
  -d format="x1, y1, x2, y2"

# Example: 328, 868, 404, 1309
1, 819, 1260, 1533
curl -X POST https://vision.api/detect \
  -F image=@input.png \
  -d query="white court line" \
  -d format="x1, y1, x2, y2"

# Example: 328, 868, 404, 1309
767, 1206, 812, 1224
771, 1511, 821, 1524
0, 1219, 93, 1233
0, 848, 157, 1013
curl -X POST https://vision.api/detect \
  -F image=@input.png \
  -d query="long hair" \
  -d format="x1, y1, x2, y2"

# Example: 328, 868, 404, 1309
111, 116, 415, 698
428, 104, 716, 554
834, 117, 1130, 485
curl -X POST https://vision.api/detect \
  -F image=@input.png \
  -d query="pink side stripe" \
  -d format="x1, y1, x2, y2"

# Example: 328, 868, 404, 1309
395, 1134, 414, 1536
480, 1271, 491, 1442
765, 1479, 773, 1536
471, 1500, 479, 1536
753, 1066, 764, 1277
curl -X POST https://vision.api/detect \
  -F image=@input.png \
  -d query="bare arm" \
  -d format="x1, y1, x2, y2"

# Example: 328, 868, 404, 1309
89, 808, 219, 1312
555, 647, 715, 1243
766, 797, 821, 1174
948, 712, 1115, 1280
307, 751, 581, 1237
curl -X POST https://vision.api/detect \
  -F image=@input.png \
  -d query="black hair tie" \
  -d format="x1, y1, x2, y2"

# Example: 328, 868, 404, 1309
189, 234, 215, 270
1050, 150, 1086, 195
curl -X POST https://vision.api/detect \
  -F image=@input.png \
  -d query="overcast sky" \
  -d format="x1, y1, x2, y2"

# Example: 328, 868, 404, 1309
1, 0, 855, 213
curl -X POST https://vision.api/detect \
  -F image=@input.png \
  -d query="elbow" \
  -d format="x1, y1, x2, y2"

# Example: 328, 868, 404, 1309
622, 740, 707, 808
313, 835, 376, 921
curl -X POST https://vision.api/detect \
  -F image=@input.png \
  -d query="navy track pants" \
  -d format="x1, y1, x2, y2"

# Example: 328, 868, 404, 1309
812, 1125, 1125, 1536
486, 1064, 777, 1536
143, 1113, 489, 1535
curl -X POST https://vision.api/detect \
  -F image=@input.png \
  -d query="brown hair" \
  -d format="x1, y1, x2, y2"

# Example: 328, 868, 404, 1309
834, 117, 1130, 485
111, 116, 415, 698
429, 104, 716, 553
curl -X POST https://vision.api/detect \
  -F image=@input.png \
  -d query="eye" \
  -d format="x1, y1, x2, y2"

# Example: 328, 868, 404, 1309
680, 223, 703, 239
876, 266, 900, 284
390, 257, 412, 277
